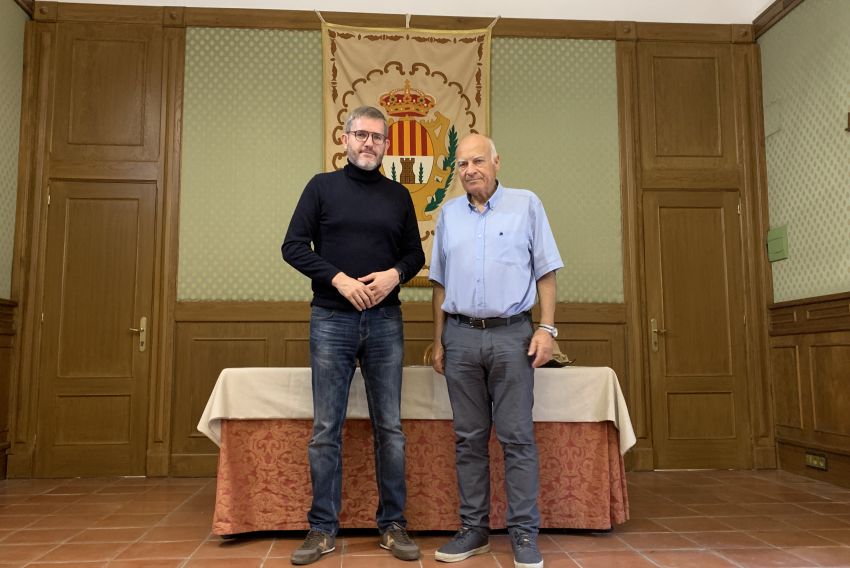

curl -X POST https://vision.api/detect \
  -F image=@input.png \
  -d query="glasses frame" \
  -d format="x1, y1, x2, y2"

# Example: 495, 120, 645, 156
347, 129, 388, 145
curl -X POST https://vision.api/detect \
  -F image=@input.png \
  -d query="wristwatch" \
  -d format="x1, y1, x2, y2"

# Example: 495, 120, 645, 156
537, 324, 558, 338
394, 267, 405, 283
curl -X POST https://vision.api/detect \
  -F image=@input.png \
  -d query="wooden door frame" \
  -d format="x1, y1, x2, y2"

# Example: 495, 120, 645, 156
615, 38, 776, 470
6, 16, 186, 477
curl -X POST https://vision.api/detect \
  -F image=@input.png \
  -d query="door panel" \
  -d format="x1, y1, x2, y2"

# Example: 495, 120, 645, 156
637, 42, 738, 188
35, 180, 156, 477
52, 22, 162, 162
643, 190, 751, 468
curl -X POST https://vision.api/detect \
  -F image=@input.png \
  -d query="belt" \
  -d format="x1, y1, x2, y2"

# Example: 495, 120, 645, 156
450, 312, 529, 329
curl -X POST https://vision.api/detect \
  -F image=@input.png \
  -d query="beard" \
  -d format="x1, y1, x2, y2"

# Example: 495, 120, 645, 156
347, 147, 383, 171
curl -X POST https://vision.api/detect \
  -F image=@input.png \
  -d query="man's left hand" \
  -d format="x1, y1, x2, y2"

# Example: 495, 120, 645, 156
528, 329, 555, 368
358, 269, 401, 305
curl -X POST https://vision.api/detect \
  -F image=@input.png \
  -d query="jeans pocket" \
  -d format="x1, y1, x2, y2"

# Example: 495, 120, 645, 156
311, 306, 336, 320
381, 305, 402, 319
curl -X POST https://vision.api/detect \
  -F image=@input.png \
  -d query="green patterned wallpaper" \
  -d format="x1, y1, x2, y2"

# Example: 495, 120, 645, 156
180, 28, 322, 301
759, 0, 850, 302
179, 29, 622, 302
493, 38, 622, 303
0, 2, 27, 300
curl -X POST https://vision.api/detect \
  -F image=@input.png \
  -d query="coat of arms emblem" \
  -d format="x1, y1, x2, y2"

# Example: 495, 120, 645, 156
379, 81, 457, 221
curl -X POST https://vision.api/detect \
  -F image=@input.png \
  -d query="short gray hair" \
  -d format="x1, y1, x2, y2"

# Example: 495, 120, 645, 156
345, 106, 388, 135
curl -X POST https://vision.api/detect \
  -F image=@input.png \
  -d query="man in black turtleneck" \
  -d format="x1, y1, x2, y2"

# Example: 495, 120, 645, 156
281, 106, 424, 566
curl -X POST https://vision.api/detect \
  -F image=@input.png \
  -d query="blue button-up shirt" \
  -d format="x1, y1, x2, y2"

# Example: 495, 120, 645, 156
430, 183, 564, 318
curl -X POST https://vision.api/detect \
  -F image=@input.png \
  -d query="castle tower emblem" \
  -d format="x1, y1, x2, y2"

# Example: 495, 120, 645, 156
380, 81, 455, 221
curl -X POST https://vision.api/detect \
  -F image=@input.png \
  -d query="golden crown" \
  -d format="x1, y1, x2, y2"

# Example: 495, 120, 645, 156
379, 81, 435, 117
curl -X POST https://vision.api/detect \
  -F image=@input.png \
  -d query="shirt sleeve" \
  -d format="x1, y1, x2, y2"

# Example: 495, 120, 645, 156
395, 189, 426, 283
530, 194, 565, 280
281, 177, 341, 285
429, 208, 446, 286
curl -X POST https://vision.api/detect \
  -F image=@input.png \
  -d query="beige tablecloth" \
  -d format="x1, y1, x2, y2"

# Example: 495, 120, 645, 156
198, 366, 636, 453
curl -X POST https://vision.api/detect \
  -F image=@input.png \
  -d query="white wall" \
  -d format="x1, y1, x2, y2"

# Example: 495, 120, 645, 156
57, 0, 777, 24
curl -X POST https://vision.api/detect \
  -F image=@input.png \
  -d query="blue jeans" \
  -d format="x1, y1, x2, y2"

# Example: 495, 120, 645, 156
307, 305, 407, 535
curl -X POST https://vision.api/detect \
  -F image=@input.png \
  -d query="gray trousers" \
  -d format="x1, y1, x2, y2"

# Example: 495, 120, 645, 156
442, 314, 541, 533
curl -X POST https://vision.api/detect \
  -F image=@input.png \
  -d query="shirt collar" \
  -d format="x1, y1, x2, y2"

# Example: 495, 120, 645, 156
466, 181, 503, 212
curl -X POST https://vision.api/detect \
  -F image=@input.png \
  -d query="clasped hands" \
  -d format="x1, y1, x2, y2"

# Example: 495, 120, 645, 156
332, 269, 400, 311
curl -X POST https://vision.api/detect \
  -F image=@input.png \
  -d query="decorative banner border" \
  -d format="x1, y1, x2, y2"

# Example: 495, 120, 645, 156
321, 22, 491, 286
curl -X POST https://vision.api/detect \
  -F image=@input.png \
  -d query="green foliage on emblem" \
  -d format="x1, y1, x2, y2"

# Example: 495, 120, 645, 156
425, 126, 457, 213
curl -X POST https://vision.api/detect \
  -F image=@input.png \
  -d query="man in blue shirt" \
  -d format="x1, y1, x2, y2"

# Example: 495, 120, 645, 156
430, 133, 563, 568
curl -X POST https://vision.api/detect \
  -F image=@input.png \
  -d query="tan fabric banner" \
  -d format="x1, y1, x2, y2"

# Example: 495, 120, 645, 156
321, 22, 491, 285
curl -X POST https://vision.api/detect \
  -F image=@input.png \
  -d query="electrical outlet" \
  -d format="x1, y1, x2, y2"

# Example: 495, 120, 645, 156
805, 452, 828, 471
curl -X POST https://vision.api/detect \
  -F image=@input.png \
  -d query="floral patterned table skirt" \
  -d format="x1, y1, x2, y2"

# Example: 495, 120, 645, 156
212, 419, 629, 535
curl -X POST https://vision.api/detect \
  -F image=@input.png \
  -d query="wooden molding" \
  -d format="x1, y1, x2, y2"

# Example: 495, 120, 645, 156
174, 300, 625, 324
29, 3, 751, 42
184, 8, 618, 38
732, 44, 776, 458
175, 301, 312, 322
615, 41, 650, 446
6, 21, 58, 477
731, 24, 754, 43
769, 291, 850, 336
634, 22, 751, 43
146, 26, 186, 478
59, 2, 162, 24
32, 1, 56, 21
754, 0, 806, 39
14, 0, 34, 18
0, 301, 15, 336
163, 7, 184, 27
614, 21, 636, 41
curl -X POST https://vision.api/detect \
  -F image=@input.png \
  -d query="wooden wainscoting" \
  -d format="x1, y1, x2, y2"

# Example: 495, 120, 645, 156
171, 301, 627, 476
769, 292, 850, 489
0, 300, 16, 478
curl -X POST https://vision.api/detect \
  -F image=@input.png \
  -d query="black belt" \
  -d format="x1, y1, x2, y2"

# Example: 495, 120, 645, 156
450, 312, 529, 329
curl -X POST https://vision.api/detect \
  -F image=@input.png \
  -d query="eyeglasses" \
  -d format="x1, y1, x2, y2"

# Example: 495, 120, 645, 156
347, 130, 387, 145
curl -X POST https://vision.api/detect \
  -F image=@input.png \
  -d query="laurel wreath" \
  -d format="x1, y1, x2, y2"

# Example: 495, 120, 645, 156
425, 126, 457, 213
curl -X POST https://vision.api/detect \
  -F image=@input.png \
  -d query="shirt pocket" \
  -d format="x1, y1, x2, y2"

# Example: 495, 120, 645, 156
491, 231, 530, 267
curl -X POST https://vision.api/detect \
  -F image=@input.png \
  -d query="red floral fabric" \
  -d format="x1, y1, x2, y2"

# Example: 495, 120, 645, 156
212, 419, 628, 535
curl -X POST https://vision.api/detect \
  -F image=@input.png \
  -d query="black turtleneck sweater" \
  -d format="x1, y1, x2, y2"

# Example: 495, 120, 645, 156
282, 162, 425, 311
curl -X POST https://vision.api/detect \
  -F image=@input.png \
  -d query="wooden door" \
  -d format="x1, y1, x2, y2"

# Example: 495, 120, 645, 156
34, 180, 156, 477
643, 190, 752, 469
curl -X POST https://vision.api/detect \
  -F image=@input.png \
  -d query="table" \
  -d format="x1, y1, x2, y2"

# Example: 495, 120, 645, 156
198, 366, 635, 535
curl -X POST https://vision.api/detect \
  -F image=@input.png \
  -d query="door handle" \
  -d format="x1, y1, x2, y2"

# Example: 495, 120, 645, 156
650, 318, 667, 352
129, 316, 147, 352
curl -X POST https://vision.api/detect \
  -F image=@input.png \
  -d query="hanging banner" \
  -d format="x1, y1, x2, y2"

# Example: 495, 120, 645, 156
322, 22, 491, 285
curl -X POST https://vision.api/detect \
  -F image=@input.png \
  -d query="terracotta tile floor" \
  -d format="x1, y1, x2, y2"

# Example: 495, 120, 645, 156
1, 470, 849, 567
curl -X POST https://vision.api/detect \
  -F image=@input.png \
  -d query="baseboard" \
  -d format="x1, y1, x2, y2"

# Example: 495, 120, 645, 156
625, 446, 654, 471
777, 441, 850, 489
753, 444, 778, 469
6, 447, 33, 479
0, 443, 8, 479
169, 453, 218, 477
